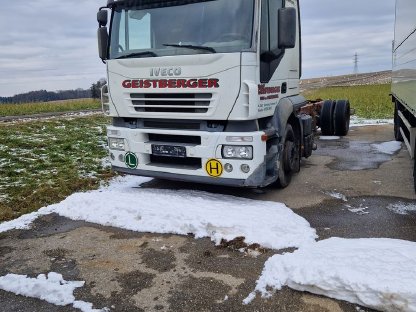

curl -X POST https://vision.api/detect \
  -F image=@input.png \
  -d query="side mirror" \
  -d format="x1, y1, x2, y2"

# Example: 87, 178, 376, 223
98, 27, 109, 60
97, 10, 108, 27
278, 7, 297, 49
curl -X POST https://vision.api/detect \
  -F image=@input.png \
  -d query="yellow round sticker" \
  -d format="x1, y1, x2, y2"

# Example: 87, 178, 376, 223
205, 159, 223, 177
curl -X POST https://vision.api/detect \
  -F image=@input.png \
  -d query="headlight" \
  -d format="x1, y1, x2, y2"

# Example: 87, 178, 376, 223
222, 145, 253, 160
108, 138, 125, 151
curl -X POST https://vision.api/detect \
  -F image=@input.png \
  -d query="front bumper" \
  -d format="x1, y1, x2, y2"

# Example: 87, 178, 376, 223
113, 166, 248, 187
107, 126, 269, 187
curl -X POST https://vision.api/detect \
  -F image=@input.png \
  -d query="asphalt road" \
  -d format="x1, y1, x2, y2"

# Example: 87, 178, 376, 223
1, 124, 415, 312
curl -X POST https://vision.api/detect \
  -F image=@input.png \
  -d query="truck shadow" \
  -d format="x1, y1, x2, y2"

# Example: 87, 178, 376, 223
139, 177, 276, 199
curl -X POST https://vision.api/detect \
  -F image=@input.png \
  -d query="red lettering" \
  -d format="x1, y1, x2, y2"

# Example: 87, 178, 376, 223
258, 84, 280, 95
208, 79, 220, 88
131, 80, 139, 88
122, 80, 132, 88
168, 80, 177, 88
187, 79, 198, 88
159, 80, 167, 88
198, 79, 208, 88
143, 80, 151, 88
177, 79, 187, 88
123, 78, 220, 89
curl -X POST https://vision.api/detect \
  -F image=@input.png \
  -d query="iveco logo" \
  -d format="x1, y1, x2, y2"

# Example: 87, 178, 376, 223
150, 67, 182, 77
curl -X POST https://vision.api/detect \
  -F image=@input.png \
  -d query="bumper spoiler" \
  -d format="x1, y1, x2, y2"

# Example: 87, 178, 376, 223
112, 166, 249, 187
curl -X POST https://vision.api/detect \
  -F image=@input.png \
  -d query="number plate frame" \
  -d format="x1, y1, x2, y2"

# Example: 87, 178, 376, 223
151, 144, 187, 158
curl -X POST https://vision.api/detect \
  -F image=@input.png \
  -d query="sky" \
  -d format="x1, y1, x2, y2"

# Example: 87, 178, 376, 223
0, 0, 396, 97
301, 0, 395, 78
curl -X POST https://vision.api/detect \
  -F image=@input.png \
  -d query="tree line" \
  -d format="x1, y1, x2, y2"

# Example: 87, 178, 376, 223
0, 79, 106, 104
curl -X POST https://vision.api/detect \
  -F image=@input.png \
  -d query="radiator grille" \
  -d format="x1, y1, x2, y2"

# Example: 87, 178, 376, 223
130, 93, 213, 114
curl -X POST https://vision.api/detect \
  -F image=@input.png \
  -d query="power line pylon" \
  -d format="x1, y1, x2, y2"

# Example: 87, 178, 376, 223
353, 53, 359, 75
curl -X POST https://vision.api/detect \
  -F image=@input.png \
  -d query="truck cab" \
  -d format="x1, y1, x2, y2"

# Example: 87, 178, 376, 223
97, 0, 315, 188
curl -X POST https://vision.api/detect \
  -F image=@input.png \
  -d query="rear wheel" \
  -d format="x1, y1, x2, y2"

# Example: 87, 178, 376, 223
320, 100, 336, 135
394, 101, 404, 142
334, 99, 351, 136
276, 125, 296, 188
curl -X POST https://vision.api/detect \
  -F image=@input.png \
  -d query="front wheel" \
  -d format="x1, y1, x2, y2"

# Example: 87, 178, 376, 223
276, 125, 297, 188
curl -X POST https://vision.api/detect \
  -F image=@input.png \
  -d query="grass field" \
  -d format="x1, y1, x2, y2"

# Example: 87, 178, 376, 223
0, 115, 114, 222
0, 98, 101, 117
0, 85, 392, 119
302, 84, 393, 119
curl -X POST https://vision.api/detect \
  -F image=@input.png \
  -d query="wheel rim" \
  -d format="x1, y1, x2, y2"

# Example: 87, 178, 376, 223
283, 140, 296, 172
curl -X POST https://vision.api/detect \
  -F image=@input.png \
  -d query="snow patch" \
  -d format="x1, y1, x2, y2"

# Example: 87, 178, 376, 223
0, 273, 107, 312
243, 291, 256, 305
350, 117, 394, 127
319, 136, 341, 140
325, 191, 348, 202
0, 208, 51, 233
0, 176, 316, 250
344, 204, 369, 215
100, 156, 111, 169
371, 141, 402, 155
248, 238, 416, 311
347, 207, 369, 215
387, 202, 416, 215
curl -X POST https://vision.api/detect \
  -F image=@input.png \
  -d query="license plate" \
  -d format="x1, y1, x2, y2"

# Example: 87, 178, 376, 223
152, 144, 187, 158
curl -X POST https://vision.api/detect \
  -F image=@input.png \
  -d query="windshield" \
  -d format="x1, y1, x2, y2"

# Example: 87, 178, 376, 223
109, 0, 255, 59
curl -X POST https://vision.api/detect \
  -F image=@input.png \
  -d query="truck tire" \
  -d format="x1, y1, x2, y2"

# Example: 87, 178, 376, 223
276, 125, 296, 188
334, 99, 350, 136
394, 101, 404, 142
320, 100, 336, 135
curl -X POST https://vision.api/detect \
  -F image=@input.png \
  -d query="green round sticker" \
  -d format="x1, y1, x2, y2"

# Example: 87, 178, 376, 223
125, 152, 138, 169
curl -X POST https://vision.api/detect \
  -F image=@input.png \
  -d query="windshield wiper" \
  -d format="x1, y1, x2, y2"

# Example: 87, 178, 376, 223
115, 51, 158, 59
163, 44, 216, 53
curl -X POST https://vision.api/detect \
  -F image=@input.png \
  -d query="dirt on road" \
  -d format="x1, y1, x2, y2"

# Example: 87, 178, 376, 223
1, 124, 415, 312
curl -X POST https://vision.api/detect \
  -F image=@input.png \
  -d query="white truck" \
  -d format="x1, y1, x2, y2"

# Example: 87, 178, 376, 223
392, 0, 416, 192
96, 0, 350, 188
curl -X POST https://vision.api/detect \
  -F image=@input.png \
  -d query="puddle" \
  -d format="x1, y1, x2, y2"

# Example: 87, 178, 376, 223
297, 197, 416, 241
315, 140, 395, 171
